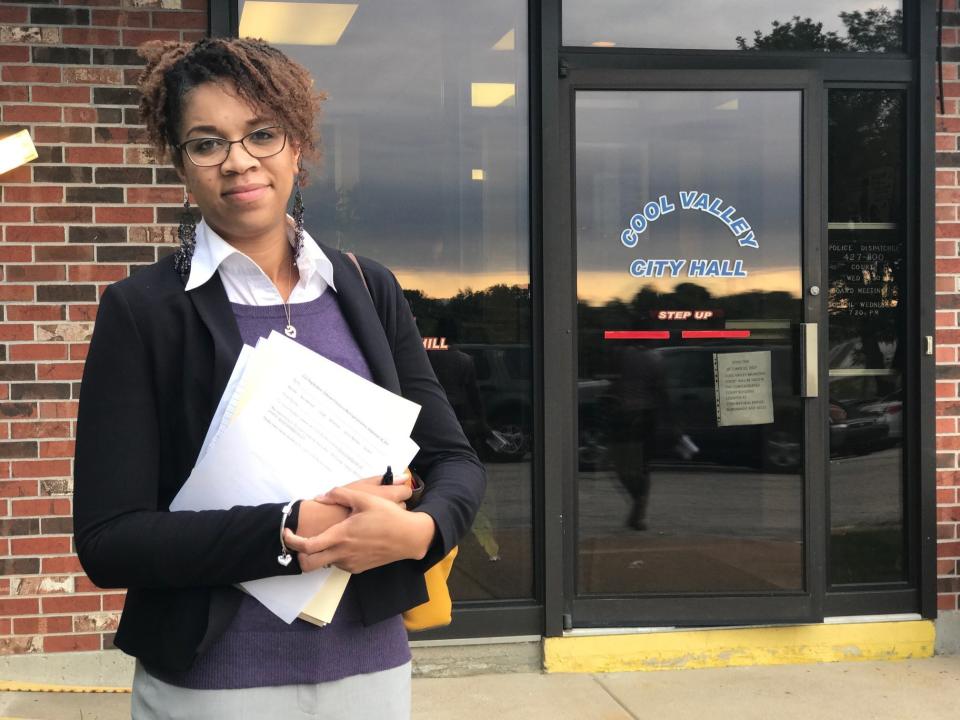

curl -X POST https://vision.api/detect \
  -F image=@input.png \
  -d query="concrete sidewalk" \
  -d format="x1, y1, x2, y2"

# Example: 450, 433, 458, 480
2, 656, 960, 720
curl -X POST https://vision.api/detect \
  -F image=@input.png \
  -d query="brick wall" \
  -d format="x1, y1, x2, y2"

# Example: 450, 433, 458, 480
0, 0, 205, 655
938, 4, 960, 614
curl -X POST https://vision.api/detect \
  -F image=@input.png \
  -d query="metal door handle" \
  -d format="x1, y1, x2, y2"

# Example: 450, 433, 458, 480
801, 323, 818, 398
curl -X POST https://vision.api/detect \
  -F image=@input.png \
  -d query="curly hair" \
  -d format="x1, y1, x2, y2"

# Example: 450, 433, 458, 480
136, 37, 325, 181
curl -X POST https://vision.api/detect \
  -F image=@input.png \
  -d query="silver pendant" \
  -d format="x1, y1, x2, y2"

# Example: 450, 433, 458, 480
277, 553, 292, 567
284, 324, 297, 339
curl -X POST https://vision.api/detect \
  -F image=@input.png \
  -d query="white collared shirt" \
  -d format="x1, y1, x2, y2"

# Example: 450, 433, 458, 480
184, 218, 336, 305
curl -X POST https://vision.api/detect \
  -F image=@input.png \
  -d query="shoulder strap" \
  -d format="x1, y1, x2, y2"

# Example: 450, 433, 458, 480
344, 251, 371, 296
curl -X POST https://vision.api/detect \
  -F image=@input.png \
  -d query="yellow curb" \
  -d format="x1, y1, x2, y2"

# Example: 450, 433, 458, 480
544, 620, 936, 673
0, 681, 130, 694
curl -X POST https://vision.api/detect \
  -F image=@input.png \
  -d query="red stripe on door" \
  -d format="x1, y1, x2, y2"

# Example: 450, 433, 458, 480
603, 331, 671, 340
680, 330, 751, 339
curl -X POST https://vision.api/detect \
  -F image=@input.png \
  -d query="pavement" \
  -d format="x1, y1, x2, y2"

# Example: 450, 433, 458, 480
2, 656, 959, 719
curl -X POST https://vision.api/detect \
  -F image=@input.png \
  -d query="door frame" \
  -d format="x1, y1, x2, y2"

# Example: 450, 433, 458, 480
544, 67, 828, 629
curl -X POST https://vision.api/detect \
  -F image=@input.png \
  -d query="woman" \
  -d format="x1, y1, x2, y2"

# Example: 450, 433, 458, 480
73, 37, 485, 718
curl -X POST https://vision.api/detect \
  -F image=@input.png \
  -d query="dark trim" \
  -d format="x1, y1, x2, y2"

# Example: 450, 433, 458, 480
556, 49, 914, 84
207, 0, 235, 38
918, 0, 939, 621
539, 0, 570, 639
528, 0, 547, 627
574, 595, 817, 628
825, 588, 921, 617
410, 604, 543, 641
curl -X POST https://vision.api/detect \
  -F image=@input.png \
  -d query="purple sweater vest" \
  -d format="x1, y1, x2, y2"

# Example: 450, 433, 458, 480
159, 292, 410, 689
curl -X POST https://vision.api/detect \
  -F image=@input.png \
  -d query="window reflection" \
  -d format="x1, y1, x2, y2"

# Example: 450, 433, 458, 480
562, 1, 903, 52
827, 90, 906, 585
236, 0, 534, 601
575, 91, 804, 596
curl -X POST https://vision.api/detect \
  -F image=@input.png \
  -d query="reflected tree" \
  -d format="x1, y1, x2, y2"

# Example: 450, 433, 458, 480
736, 8, 903, 53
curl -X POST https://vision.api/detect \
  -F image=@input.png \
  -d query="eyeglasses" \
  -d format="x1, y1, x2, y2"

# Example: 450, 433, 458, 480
175, 126, 287, 167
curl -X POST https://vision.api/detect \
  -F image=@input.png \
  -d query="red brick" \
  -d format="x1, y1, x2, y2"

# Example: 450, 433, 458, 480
65, 146, 124, 164
68, 264, 128, 282
34, 126, 91, 143
938, 170, 956, 186
1, 66, 61, 84
102, 593, 126, 611
0, 85, 28, 102
38, 402, 78, 420
937, 135, 956, 151
3, 105, 62, 123
6, 269, 65, 287
11, 459, 71, 479
0, 206, 31, 223
13, 616, 72, 635
0, 480, 38, 497
939, 505, 960, 522
40, 440, 75, 458
0, 246, 32, 263
69, 344, 88, 361
0, 45, 29, 63
0, 6, 28, 22
6, 312, 66, 330
63, 107, 98, 124
0, 325, 35, 341
42, 595, 100, 615
127, 187, 182, 204
151, 12, 206, 29
41, 556, 83, 573
0, 165, 31, 185
10, 422, 71, 440
68, 304, 100, 322
122, 28, 180, 45
43, 634, 100, 653
35, 246, 93, 263
36, 364, 85, 381
0, 285, 33, 301
91, 9, 151, 27
74, 577, 100, 594
0, 598, 39, 616
62, 28, 121, 45
34, 206, 92, 223
31, 85, 92, 105
3, 186, 63, 204
12, 537, 72, 556
5, 225, 65, 244
938, 594, 958, 611
95, 207, 154, 224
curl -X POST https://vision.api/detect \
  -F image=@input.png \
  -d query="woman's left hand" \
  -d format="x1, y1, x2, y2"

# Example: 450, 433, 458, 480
283, 486, 436, 574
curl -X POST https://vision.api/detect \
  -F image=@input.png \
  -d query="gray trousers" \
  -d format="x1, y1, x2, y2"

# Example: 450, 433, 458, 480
131, 660, 412, 720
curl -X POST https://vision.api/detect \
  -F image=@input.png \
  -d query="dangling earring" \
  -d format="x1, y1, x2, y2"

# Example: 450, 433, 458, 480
174, 191, 196, 279
292, 169, 305, 261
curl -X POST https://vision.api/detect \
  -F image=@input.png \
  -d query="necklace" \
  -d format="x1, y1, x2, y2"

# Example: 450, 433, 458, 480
282, 257, 297, 339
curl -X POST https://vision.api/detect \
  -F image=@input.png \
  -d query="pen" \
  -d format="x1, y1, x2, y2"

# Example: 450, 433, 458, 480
380, 465, 393, 486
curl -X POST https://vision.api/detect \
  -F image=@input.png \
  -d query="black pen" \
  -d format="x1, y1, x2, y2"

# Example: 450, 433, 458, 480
380, 465, 393, 486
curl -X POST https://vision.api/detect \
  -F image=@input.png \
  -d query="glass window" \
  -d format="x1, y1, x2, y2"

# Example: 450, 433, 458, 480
562, 1, 903, 52
237, 0, 533, 601
575, 90, 805, 595
827, 89, 907, 585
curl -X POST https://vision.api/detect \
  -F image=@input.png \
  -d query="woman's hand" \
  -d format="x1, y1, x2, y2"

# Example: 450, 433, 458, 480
283, 486, 436, 574
295, 472, 411, 540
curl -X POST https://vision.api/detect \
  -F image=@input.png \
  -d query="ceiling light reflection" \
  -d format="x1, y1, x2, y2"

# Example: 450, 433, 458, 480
239, 2, 357, 46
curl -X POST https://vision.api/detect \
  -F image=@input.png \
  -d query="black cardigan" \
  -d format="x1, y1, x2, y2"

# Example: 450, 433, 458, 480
73, 247, 485, 674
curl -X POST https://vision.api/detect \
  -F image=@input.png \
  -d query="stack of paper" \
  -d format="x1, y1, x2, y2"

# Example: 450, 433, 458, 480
170, 331, 421, 625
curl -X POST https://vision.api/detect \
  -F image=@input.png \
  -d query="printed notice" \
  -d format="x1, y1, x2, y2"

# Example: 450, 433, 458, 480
713, 351, 774, 427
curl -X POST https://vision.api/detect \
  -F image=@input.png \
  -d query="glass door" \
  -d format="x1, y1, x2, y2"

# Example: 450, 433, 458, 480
562, 71, 825, 627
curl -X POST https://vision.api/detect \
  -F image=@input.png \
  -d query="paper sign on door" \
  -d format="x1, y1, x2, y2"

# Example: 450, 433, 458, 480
713, 350, 774, 427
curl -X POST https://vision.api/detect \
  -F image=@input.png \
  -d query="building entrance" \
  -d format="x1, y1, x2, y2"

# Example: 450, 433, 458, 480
554, 71, 828, 628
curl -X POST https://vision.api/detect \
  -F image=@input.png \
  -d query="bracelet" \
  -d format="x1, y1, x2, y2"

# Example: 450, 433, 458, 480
277, 500, 296, 567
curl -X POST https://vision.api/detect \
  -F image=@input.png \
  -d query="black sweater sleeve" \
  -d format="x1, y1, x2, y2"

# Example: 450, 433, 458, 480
73, 284, 302, 590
